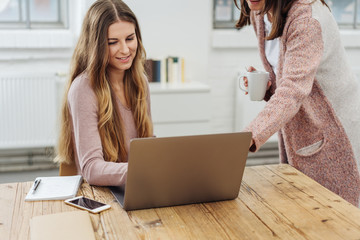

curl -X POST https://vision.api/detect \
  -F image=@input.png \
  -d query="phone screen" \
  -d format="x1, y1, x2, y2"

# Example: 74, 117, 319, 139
68, 197, 106, 210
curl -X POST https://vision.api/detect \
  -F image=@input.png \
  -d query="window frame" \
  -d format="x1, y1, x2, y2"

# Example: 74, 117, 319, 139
0, 0, 69, 30
0, 0, 80, 50
327, 0, 359, 29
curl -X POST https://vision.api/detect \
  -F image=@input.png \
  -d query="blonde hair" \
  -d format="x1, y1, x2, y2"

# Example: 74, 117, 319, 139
55, 0, 153, 164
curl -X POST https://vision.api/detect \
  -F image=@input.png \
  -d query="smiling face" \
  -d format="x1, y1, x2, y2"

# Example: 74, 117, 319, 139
245, 0, 265, 11
107, 20, 138, 76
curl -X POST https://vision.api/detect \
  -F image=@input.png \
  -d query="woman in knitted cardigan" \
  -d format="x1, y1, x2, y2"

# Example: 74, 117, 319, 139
236, 0, 360, 206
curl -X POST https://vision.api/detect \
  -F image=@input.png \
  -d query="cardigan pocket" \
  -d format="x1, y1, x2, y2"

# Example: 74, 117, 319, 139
295, 138, 326, 157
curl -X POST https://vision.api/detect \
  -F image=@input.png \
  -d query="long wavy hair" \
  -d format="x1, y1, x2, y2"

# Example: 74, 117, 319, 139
234, 0, 329, 40
55, 0, 153, 164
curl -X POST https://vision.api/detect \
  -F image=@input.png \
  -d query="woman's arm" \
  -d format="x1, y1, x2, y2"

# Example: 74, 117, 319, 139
68, 75, 128, 186
246, 17, 324, 152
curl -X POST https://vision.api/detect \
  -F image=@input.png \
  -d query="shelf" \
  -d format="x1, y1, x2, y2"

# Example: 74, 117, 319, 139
149, 82, 211, 94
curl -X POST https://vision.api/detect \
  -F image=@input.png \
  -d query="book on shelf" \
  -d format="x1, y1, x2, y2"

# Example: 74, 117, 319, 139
145, 59, 161, 83
25, 175, 83, 201
144, 59, 153, 83
145, 56, 185, 84
153, 59, 161, 83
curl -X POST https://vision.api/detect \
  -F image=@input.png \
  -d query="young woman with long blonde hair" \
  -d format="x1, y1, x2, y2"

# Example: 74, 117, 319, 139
55, 0, 153, 186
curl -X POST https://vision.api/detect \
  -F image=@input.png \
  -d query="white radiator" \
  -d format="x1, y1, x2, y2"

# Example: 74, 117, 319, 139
0, 72, 59, 149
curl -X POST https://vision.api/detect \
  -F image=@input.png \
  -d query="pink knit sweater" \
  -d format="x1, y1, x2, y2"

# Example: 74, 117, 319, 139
67, 72, 151, 186
246, 0, 360, 206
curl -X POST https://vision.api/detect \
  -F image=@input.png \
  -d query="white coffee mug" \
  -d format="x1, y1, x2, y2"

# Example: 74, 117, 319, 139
238, 71, 269, 101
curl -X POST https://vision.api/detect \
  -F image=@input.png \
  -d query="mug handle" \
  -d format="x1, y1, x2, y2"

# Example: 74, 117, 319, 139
238, 74, 248, 93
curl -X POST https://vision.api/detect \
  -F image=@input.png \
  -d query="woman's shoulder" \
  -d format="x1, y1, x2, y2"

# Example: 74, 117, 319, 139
282, 0, 329, 35
68, 72, 96, 104
288, 0, 320, 20
70, 72, 91, 91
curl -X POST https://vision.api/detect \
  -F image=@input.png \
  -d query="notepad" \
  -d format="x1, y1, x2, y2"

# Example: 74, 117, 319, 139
25, 175, 83, 201
30, 211, 96, 240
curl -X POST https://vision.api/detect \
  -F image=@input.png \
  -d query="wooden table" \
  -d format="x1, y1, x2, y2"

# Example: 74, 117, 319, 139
2, 164, 360, 240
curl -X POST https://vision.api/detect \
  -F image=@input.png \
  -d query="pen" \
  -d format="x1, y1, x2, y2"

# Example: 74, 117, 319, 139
32, 179, 41, 193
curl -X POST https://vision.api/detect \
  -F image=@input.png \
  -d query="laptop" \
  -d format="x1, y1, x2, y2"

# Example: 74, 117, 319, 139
109, 132, 252, 211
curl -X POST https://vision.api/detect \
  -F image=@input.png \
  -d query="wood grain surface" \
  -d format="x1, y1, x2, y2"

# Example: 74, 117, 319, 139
2, 164, 360, 240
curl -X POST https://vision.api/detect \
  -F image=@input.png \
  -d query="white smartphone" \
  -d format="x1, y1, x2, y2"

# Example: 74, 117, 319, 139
65, 196, 111, 214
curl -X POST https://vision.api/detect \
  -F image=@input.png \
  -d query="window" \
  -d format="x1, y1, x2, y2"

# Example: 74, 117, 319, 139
213, 0, 360, 29
0, 0, 68, 29
328, 0, 360, 29
213, 0, 238, 29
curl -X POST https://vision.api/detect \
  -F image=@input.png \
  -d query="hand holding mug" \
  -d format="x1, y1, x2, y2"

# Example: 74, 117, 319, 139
243, 66, 256, 93
238, 67, 271, 101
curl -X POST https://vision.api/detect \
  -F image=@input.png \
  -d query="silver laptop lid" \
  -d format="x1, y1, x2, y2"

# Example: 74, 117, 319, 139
118, 132, 251, 211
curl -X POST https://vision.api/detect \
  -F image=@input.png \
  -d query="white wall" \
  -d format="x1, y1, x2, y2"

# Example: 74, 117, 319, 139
123, 0, 212, 84
1, 0, 360, 144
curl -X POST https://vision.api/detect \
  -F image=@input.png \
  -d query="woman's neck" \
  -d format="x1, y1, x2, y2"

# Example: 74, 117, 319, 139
108, 68, 125, 90
107, 68, 129, 108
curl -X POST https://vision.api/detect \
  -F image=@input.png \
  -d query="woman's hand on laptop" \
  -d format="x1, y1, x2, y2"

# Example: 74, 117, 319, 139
249, 139, 256, 152
249, 139, 254, 148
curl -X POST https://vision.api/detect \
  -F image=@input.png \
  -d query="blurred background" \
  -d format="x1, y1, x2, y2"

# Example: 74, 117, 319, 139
1, 0, 359, 183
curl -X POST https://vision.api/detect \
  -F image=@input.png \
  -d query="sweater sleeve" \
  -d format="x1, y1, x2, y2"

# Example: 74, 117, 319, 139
245, 17, 324, 152
68, 76, 128, 186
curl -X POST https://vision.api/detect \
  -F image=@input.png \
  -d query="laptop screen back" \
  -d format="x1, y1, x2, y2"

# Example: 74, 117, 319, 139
113, 132, 251, 211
